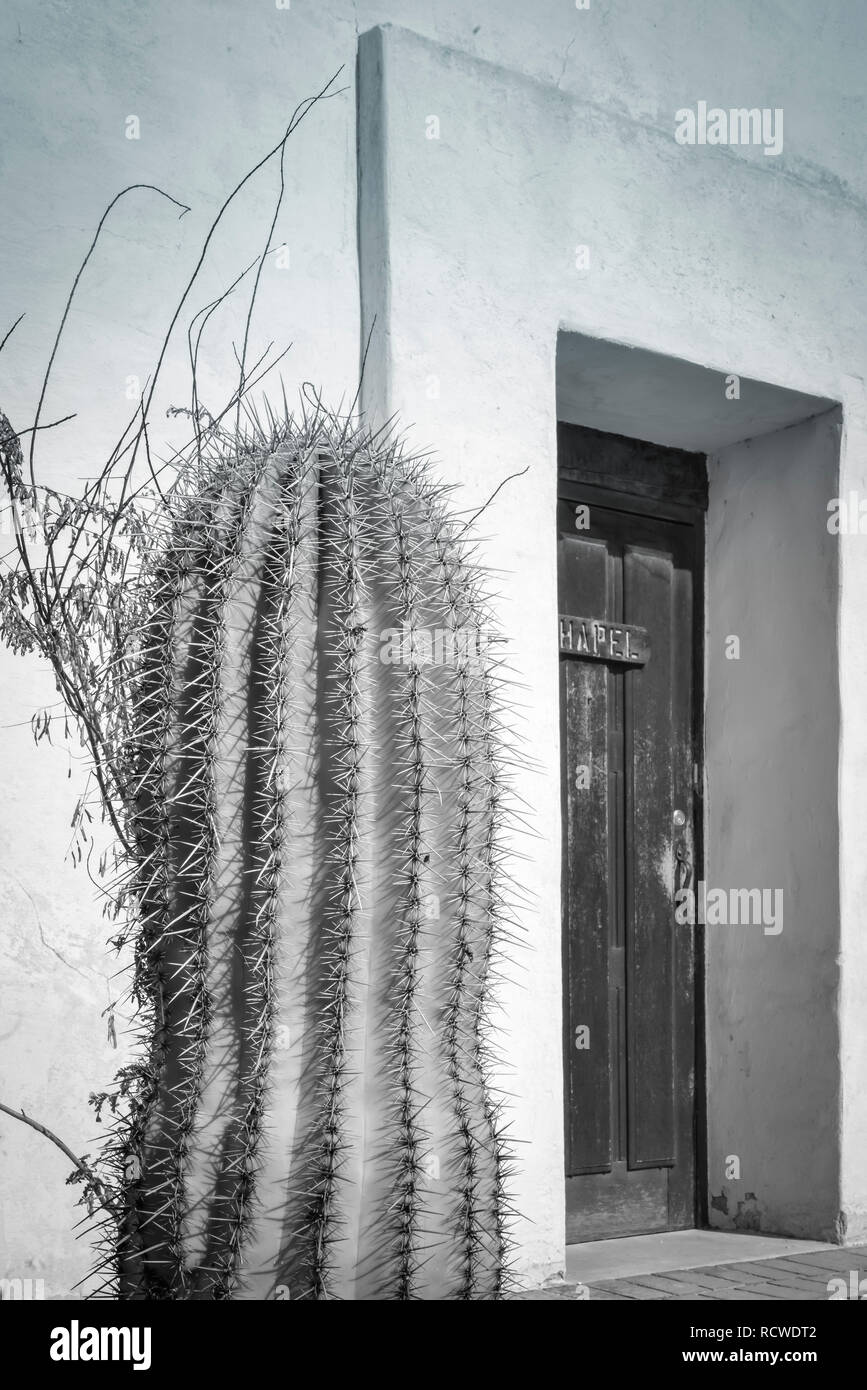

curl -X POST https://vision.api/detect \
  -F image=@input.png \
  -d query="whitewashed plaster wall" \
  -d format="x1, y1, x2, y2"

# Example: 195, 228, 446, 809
1, 0, 865, 1295
357, 21, 867, 1284
706, 411, 841, 1242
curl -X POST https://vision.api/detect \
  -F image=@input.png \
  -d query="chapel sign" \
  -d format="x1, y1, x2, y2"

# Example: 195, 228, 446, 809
558, 614, 650, 665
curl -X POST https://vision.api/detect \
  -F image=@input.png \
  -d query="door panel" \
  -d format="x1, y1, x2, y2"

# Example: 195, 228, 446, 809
559, 492, 700, 1242
561, 539, 611, 1174
625, 546, 676, 1170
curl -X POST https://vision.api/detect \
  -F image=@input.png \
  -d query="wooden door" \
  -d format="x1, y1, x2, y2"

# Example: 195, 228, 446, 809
559, 479, 702, 1243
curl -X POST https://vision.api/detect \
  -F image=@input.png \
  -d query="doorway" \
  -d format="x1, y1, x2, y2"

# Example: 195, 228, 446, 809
558, 422, 707, 1243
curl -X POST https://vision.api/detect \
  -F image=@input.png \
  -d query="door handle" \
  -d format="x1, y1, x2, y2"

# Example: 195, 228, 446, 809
674, 837, 692, 893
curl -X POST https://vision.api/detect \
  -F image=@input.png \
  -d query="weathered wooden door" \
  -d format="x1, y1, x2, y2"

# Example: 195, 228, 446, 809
558, 428, 704, 1243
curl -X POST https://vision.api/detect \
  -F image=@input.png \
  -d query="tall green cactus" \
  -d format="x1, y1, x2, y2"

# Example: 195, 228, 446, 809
97, 413, 516, 1301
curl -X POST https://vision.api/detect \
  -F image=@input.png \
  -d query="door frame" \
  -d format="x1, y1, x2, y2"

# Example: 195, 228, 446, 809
557, 422, 709, 1239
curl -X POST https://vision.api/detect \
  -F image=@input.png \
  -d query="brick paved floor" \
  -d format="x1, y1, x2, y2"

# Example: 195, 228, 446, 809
514, 1244, 867, 1299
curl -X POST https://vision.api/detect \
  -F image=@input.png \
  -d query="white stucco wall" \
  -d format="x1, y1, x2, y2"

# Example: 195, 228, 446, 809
1, 0, 866, 1295
706, 411, 842, 1241
356, 19, 867, 1278
0, 0, 361, 1297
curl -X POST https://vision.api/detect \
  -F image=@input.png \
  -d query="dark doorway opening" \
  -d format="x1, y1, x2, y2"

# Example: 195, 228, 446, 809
558, 423, 708, 1243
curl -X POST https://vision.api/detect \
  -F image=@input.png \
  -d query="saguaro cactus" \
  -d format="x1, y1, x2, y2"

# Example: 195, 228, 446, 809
95, 413, 516, 1300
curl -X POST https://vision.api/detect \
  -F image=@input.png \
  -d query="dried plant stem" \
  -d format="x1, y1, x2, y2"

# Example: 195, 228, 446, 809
0, 1100, 119, 1219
